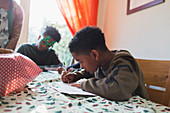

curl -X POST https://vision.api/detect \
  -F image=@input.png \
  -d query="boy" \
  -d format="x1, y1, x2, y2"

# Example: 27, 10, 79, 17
16, 26, 62, 66
61, 26, 149, 101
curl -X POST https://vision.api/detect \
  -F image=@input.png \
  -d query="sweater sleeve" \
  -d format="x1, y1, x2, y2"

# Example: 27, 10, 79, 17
72, 69, 94, 82
6, 1, 24, 50
49, 50, 62, 65
81, 58, 139, 101
16, 44, 27, 55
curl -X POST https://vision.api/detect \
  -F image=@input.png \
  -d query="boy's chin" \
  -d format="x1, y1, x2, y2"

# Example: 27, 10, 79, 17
84, 69, 94, 74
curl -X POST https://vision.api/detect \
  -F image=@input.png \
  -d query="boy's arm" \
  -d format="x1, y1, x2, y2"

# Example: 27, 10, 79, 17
16, 44, 29, 56
81, 60, 139, 101
72, 69, 94, 81
61, 69, 94, 83
52, 52, 62, 65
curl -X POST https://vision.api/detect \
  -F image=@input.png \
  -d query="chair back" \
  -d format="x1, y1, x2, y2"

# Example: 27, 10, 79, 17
136, 59, 170, 107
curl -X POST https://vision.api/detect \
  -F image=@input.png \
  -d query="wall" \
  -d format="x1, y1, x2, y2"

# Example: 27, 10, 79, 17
97, 0, 170, 60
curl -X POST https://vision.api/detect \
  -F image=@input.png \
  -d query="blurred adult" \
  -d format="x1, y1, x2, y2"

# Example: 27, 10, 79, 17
0, 0, 23, 50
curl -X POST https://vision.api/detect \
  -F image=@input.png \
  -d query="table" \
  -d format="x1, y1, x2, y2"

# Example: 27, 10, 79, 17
0, 71, 170, 113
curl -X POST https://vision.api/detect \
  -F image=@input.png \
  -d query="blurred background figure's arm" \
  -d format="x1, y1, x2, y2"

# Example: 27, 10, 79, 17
5, 0, 24, 50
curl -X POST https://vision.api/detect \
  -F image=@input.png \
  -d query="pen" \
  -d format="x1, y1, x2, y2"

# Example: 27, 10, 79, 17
63, 62, 66, 69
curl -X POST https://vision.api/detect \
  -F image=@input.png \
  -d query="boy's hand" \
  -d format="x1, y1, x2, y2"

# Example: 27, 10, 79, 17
61, 72, 75, 83
57, 66, 65, 74
71, 83, 81, 88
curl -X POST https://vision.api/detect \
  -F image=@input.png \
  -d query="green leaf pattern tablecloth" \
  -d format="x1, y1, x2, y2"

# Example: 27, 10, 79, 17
0, 72, 170, 113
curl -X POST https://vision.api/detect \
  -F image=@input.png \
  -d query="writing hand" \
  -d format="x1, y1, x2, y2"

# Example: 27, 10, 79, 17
61, 72, 75, 83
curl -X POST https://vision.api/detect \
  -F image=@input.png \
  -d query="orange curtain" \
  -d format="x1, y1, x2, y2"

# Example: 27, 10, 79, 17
56, 0, 99, 36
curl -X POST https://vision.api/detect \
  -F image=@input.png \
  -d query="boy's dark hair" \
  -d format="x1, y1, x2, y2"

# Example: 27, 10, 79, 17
69, 26, 107, 55
43, 26, 61, 42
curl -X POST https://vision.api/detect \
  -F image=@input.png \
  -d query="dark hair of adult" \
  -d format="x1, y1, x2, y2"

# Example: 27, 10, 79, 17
69, 26, 107, 55
42, 26, 61, 42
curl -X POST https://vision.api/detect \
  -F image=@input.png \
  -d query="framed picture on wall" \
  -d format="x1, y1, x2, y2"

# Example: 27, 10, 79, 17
127, 0, 165, 15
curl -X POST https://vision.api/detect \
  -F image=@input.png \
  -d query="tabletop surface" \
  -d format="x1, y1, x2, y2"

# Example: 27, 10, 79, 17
0, 71, 170, 113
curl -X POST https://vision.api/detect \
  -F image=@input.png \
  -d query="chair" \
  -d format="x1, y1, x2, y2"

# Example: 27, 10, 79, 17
136, 59, 170, 107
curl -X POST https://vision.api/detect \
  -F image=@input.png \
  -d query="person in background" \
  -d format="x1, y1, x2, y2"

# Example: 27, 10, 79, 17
16, 26, 62, 67
61, 26, 149, 101
0, 0, 23, 50
66, 62, 81, 71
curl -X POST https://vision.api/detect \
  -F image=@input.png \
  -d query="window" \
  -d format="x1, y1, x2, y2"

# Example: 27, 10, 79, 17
15, 0, 20, 4
28, 0, 72, 66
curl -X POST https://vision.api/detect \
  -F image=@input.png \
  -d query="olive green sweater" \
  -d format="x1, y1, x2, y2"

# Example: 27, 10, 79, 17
73, 50, 149, 101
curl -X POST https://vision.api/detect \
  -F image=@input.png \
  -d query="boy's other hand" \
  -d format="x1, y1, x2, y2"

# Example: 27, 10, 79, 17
71, 83, 81, 88
57, 66, 65, 74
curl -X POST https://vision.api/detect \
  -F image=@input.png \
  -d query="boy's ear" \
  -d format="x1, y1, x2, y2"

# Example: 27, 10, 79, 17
91, 50, 99, 60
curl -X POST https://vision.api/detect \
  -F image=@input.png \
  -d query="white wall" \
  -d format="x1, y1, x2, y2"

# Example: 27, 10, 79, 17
98, 0, 170, 60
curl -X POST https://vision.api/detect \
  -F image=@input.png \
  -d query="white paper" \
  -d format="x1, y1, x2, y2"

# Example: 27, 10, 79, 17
54, 81, 96, 96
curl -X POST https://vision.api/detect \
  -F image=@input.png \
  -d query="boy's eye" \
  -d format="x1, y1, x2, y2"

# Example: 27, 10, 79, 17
42, 40, 46, 44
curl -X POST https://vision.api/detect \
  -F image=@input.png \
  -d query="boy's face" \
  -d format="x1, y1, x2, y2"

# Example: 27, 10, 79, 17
36, 35, 56, 51
72, 51, 99, 74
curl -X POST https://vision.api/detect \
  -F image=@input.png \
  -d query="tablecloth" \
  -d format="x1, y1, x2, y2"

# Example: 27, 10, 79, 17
0, 71, 170, 113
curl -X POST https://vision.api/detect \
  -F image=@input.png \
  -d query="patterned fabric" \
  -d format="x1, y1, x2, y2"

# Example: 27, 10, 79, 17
0, 71, 170, 113
0, 53, 42, 97
0, 8, 9, 48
